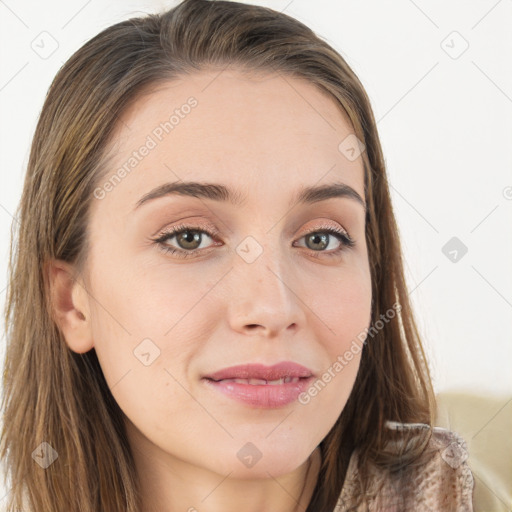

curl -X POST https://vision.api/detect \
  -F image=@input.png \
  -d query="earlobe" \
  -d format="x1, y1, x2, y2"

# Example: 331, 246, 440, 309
47, 259, 94, 354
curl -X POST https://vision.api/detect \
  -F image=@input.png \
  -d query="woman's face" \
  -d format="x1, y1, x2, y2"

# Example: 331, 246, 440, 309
78, 69, 371, 480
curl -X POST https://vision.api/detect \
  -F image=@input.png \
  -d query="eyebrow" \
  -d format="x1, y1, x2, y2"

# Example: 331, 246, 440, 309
134, 180, 366, 212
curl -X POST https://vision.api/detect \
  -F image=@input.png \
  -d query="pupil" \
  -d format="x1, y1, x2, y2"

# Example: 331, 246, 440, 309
180, 231, 200, 248
308, 233, 327, 250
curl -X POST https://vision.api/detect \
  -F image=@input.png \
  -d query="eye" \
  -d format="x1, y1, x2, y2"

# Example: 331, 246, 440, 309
153, 224, 220, 259
152, 223, 355, 260
294, 225, 355, 258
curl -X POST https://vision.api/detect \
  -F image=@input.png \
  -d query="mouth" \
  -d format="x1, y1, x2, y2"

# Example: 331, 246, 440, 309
202, 362, 314, 408
203, 361, 314, 381
207, 376, 304, 385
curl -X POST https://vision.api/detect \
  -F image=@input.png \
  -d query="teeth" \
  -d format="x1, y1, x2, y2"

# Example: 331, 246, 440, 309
266, 378, 284, 385
249, 378, 268, 385
220, 377, 301, 385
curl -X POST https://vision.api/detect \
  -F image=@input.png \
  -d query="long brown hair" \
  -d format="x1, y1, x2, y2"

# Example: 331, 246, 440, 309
1, 0, 435, 510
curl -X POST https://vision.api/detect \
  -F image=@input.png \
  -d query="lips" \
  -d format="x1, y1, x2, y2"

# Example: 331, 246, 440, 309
217, 376, 302, 385
204, 362, 314, 382
202, 362, 314, 408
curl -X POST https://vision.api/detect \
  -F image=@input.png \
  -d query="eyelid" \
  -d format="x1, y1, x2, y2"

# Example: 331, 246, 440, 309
153, 223, 220, 246
298, 221, 350, 238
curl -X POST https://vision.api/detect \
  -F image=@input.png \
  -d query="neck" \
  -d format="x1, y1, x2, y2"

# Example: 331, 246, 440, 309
127, 424, 322, 512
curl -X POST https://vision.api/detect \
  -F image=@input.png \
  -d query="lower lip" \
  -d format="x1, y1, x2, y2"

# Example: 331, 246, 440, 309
202, 377, 314, 408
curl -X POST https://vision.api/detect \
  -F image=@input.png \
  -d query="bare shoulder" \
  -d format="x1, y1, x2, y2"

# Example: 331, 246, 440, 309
335, 422, 474, 511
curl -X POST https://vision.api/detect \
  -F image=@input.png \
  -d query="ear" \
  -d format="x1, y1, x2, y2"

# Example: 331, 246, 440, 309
47, 259, 94, 353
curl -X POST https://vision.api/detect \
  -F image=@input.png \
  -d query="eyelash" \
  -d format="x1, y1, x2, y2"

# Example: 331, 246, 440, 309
152, 223, 355, 260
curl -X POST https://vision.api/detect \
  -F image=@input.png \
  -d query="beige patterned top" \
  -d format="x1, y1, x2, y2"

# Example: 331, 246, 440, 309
335, 422, 474, 511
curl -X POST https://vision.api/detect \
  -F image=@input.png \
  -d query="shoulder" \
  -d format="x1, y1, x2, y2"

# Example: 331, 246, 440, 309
335, 421, 474, 512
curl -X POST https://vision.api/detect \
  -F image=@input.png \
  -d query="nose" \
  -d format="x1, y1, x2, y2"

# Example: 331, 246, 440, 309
227, 242, 307, 338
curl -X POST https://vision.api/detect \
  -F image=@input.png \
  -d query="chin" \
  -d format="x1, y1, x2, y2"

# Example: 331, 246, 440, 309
206, 438, 314, 480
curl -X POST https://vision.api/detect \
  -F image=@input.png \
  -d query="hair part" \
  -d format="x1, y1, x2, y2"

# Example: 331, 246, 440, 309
1, 1, 435, 510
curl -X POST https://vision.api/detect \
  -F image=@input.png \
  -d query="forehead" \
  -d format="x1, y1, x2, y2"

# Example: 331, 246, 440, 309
97, 69, 365, 212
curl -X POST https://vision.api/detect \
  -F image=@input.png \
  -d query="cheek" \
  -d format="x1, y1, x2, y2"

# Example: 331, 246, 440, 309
86, 246, 219, 404
310, 255, 372, 348
298, 262, 371, 415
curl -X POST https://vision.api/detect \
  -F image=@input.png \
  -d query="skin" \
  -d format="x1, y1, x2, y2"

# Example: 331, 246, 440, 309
50, 69, 372, 512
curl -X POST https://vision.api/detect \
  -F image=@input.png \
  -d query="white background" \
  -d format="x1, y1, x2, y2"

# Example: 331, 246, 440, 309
0, 0, 511, 469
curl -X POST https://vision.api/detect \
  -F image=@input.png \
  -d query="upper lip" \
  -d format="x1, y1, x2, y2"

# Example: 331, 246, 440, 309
204, 362, 314, 381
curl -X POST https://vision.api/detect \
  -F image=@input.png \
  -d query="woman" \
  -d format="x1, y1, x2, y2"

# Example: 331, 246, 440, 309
0, 0, 473, 510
